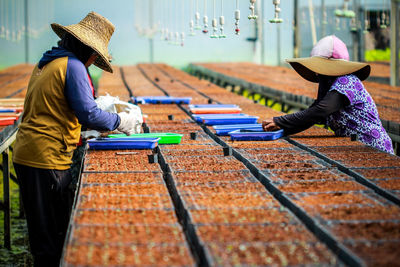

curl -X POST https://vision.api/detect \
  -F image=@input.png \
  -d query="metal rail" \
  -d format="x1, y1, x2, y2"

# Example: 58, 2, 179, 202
0, 122, 19, 249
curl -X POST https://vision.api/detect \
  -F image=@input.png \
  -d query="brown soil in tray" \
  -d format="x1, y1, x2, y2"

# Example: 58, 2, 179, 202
322, 152, 397, 161
330, 222, 400, 241
168, 156, 246, 172
189, 208, 294, 224
353, 168, 400, 179
345, 241, 400, 267
80, 184, 169, 196
269, 168, 349, 181
177, 182, 266, 194
72, 225, 185, 244
64, 243, 194, 266
255, 161, 324, 170
313, 146, 377, 153
293, 137, 364, 147
292, 192, 376, 206
228, 140, 293, 149
238, 148, 301, 155
74, 209, 177, 225
206, 242, 336, 266
162, 148, 223, 157
376, 179, 400, 190
278, 180, 365, 193
197, 224, 316, 243
249, 153, 316, 162
304, 205, 400, 221
182, 193, 279, 209
173, 170, 253, 184
84, 158, 161, 172
81, 172, 164, 184
78, 194, 173, 209
85, 150, 151, 158
162, 144, 218, 150
342, 159, 400, 168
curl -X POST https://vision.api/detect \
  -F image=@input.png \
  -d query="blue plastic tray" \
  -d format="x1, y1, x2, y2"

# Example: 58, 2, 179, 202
133, 96, 192, 104
203, 116, 259, 125
192, 114, 249, 123
213, 124, 263, 136
229, 129, 284, 141
87, 137, 160, 150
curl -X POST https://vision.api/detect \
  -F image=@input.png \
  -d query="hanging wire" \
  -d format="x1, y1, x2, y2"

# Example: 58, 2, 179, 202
218, 0, 226, 37
234, 0, 240, 35
181, 0, 185, 45
210, 0, 218, 37
202, 0, 209, 33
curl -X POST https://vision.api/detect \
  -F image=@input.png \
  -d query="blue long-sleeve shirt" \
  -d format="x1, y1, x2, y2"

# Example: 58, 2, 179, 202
38, 46, 120, 131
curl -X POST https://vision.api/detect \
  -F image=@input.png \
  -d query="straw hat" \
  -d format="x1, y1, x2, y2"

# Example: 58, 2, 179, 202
286, 35, 370, 83
51, 11, 114, 73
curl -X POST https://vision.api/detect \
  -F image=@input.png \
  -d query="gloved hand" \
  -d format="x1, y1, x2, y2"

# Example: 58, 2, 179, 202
117, 112, 141, 136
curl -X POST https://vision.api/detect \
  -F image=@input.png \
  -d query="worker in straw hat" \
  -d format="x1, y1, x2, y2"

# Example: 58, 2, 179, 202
13, 12, 139, 266
262, 35, 393, 154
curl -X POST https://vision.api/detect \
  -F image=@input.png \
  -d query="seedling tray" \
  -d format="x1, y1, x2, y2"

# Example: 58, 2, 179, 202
87, 137, 159, 150
213, 124, 263, 136
203, 116, 259, 126
189, 104, 241, 114
133, 96, 192, 104
229, 129, 284, 141
0, 117, 16, 126
192, 113, 249, 123
108, 133, 183, 144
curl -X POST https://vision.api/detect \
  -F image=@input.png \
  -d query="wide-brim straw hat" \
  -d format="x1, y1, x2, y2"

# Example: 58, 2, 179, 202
51, 11, 114, 73
286, 35, 370, 83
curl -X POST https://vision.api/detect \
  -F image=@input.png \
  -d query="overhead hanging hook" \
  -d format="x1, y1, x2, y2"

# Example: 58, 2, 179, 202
248, 0, 257, 20
234, 0, 240, 35
269, 0, 283, 23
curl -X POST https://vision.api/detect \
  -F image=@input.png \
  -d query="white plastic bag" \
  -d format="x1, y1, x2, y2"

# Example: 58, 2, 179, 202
92, 94, 143, 134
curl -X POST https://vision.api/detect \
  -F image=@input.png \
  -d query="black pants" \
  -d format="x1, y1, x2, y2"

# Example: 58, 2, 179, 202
14, 163, 74, 267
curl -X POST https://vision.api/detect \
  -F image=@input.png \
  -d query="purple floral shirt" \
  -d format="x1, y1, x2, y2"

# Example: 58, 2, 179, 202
327, 74, 394, 154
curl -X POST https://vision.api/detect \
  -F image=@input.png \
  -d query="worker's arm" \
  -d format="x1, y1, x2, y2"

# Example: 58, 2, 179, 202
272, 91, 349, 135
64, 57, 120, 131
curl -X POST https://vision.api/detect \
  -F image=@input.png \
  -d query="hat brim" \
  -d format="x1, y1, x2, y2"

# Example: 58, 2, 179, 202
51, 23, 113, 73
286, 56, 370, 83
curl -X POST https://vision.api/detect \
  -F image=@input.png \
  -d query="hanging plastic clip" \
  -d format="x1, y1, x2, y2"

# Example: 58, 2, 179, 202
269, 0, 283, 23
211, 18, 218, 38
203, 15, 209, 33
219, 15, 226, 38
248, 0, 257, 20
180, 32, 185, 46
235, 9, 240, 35
189, 20, 195, 36
335, 0, 355, 18
380, 12, 387, 29
195, 11, 202, 30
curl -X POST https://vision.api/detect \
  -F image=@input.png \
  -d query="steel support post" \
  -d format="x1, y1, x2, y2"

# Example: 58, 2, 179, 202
3, 148, 11, 249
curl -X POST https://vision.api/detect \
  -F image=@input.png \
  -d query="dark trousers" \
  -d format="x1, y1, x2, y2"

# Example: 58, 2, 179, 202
14, 163, 74, 267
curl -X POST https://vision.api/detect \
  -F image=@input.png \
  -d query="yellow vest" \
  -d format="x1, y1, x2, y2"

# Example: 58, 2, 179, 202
13, 57, 81, 170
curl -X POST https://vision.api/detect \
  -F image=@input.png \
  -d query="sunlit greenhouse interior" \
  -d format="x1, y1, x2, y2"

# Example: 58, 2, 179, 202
0, 0, 400, 266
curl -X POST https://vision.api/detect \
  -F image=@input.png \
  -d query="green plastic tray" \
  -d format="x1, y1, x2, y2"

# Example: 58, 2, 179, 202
108, 133, 183, 144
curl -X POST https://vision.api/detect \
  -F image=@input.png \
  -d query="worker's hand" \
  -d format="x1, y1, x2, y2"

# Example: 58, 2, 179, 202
262, 119, 281, 132
117, 112, 141, 136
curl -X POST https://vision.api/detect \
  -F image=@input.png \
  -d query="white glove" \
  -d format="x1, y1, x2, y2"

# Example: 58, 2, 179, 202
117, 112, 141, 136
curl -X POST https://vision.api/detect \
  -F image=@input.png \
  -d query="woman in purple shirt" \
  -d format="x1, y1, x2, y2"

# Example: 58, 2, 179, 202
262, 35, 394, 154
